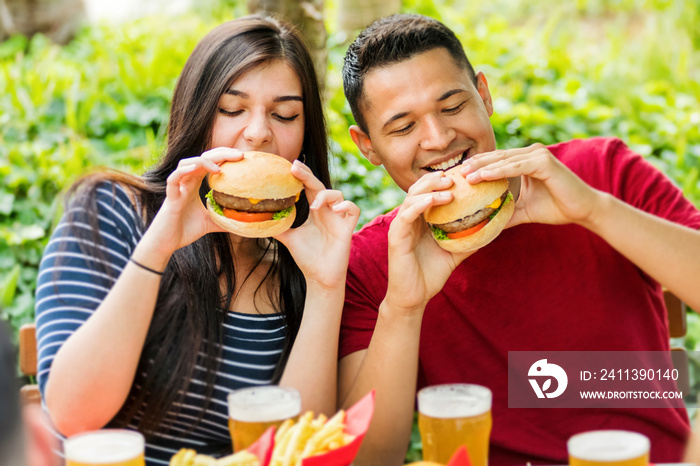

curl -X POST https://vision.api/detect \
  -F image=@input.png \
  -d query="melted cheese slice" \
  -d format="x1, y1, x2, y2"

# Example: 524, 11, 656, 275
248, 192, 300, 205
487, 197, 502, 209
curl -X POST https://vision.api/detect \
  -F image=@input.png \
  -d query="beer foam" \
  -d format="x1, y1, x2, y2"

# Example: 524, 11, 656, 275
568, 430, 650, 461
228, 386, 301, 422
418, 384, 492, 419
64, 430, 144, 463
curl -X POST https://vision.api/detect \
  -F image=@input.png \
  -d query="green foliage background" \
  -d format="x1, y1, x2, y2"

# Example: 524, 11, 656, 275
1, 0, 699, 448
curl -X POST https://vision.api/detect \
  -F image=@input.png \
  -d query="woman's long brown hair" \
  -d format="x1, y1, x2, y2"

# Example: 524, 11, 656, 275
61, 15, 330, 436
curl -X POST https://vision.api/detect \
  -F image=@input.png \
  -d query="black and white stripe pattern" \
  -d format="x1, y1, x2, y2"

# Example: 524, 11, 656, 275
35, 183, 286, 464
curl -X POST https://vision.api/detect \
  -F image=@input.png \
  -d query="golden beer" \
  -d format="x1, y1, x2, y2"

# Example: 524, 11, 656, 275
417, 384, 492, 466
64, 429, 145, 466
227, 386, 301, 451
568, 430, 649, 466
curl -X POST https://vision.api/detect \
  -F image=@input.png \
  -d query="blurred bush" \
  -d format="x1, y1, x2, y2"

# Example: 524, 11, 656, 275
1, 0, 699, 342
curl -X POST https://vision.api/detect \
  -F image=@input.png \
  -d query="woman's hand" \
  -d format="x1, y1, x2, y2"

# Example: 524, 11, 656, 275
461, 143, 604, 228
274, 161, 360, 291
141, 147, 244, 259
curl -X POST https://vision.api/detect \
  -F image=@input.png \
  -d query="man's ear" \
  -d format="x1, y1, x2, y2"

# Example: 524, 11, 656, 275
476, 71, 494, 117
349, 125, 382, 166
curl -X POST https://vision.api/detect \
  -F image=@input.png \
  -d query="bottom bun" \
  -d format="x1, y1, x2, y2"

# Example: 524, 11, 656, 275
432, 194, 515, 253
207, 199, 296, 238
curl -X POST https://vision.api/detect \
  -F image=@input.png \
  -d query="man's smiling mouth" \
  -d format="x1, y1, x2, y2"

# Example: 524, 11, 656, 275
424, 149, 470, 172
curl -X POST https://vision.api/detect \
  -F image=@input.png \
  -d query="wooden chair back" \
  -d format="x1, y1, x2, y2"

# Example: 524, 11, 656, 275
19, 323, 41, 406
665, 289, 690, 395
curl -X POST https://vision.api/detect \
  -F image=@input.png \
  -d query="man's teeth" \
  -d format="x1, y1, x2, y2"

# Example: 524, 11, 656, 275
428, 152, 466, 171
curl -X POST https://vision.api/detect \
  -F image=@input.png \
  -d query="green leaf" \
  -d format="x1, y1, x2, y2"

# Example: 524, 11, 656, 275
272, 206, 293, 220
0, 192, 15, 215
0, 265, 20, 307
205, 190, 223, 215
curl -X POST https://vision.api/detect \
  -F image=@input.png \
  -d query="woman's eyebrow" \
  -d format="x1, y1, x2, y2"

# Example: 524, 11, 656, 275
223, 89, 302, 103
225, 89, 248, 97
273, 96, 303, 103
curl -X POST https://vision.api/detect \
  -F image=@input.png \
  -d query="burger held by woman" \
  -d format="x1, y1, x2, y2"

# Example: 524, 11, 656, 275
34, 16, 359, 463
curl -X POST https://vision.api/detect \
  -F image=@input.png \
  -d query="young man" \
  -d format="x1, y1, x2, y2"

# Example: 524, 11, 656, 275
338, 14, 700, 466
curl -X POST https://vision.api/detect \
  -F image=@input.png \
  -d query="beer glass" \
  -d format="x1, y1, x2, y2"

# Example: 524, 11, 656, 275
64, 429, 145, 466
568, 430, 650, 466
417, 384, 492, 466
228, 385, 301, 452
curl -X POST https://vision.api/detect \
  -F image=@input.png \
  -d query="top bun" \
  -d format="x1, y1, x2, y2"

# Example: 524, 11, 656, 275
209, 151, 303, 199
424, 166, 509, 225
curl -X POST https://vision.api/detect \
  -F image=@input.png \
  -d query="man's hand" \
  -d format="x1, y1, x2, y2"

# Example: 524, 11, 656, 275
385, 172, 472, 315
461, 143, 604, 229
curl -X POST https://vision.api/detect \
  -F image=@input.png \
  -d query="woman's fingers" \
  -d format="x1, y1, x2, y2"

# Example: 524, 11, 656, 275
331, 200, 360, 218
166, 157, 223, 200
201, 147, 245, 165
310, 189, 344, 210
291, 160, 325, 204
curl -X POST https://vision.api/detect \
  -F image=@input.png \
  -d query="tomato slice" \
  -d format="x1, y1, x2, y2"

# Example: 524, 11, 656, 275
223, 208, 274, 223
446, 218, 489, 239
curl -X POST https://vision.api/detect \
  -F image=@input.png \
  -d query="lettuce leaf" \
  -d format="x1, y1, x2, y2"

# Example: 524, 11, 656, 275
273, 206, 293, 220
206, 190, 223, 215
429, 224, 449, 241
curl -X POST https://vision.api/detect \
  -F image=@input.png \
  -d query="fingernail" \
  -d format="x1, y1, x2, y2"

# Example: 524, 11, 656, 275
466, 172, 478, 182
310, 200, 320, 209
438, 192, 451, 199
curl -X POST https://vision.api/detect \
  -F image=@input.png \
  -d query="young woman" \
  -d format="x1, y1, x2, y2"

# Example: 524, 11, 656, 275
34, 16, 359, 463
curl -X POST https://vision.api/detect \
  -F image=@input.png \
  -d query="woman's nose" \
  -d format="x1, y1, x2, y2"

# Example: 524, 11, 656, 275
242, 111, 272, 148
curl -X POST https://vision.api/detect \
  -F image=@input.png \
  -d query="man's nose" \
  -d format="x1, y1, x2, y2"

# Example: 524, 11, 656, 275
419, 115, 454, 152
242, 111, 272, 148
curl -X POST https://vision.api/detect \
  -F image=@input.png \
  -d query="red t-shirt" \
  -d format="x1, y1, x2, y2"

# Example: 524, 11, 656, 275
340, 138, 700, 464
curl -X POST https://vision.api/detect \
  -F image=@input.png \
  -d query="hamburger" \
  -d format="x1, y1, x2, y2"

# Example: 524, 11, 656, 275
205, 151, 304, 238
424, 166, 514, 253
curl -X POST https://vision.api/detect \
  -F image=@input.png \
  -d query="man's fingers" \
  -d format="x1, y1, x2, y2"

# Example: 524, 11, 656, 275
461, 143, 546, 174
407, 171, 453, 196
465, 154, 546, 183
397, 191, 452, 224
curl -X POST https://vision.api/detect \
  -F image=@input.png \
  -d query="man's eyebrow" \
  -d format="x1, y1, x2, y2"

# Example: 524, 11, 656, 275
223, 89, 302, 103
437, 89, 466, 102
380, 89, 468, 131
382, 112, 410, 131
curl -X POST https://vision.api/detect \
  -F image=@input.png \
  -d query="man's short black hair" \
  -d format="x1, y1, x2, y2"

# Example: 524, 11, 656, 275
342, 14, 478, 134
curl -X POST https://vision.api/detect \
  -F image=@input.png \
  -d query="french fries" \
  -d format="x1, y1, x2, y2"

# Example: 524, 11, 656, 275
169, 448, 260, 466
169, 409, 355, 466
269, 410, 355, 466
